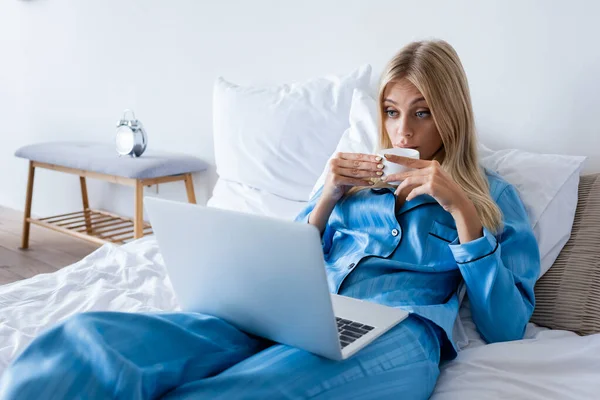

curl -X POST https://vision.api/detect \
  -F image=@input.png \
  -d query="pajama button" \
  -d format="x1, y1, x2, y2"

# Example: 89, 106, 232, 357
348, 263, 356, 270
391, 229, 399, 237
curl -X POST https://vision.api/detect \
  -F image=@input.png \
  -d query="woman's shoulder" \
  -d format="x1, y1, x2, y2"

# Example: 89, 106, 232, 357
482, 168, 533, 232
482, 168, 517, 203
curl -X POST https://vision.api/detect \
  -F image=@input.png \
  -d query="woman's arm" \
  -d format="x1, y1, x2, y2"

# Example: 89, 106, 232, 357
380, 155, 539, 342
448, 184, 540, 343
450, 198, 484, 244
295, 152, 381, 252
294, 186, 337, 256
307, 196, 338, 234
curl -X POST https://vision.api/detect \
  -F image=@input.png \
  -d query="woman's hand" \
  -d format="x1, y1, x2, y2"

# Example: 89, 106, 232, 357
382, 154, 483, 243
309, 152, 383, 235
322, 152, 384, 203
382, 155, 465, 213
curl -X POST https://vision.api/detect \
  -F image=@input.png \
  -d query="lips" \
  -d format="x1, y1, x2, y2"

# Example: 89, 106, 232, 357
397, 145, 418, 149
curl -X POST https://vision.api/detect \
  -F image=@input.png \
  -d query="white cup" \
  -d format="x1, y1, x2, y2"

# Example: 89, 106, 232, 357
376, 147, 420, 185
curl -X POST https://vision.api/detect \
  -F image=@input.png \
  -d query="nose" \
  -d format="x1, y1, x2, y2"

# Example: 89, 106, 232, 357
391, 116, 414, 145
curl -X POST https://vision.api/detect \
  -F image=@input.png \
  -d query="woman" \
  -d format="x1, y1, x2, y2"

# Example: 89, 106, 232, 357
0, 40, 539, 400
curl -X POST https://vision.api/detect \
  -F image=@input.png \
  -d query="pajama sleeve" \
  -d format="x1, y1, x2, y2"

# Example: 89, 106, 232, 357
448, 184, 540, 343
294, 185, 335, 256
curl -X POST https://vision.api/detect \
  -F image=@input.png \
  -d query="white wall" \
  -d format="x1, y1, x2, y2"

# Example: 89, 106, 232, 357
1, 0, 599, 219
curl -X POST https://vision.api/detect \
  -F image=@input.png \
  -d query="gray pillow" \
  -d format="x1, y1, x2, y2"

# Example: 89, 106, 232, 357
531, 173, 600, 335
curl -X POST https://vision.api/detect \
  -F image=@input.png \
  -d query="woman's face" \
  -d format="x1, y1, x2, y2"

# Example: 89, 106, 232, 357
382, 79, 443, 160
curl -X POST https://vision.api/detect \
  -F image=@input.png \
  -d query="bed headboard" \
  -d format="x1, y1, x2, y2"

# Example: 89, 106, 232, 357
531, 173, 600, 335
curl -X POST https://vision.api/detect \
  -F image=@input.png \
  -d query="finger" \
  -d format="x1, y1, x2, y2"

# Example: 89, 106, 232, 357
337, 152, 383, 163
383, 154, 430, 169
393, 176, 429, 194
383, 168, 429, 183
405, 185, 431, 201
332, 158, 383, 172
333, 166, 383, 179
334, 176, 375, 187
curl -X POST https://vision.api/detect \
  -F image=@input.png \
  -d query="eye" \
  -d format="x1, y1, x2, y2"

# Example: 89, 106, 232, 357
385, 109, 399, 118
415, 110, 430, 119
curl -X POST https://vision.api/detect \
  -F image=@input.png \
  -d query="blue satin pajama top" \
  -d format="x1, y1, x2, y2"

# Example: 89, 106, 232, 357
295, 170, 540, 360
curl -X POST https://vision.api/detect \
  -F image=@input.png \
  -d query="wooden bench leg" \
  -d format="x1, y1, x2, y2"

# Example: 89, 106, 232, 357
20, 161, 35, 249
80, 176, 92, 234
134, 180, 144, 239
184, 173, 197, 204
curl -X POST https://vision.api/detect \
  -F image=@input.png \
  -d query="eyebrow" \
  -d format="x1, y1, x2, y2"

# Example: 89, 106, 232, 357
383, 97, 426, 107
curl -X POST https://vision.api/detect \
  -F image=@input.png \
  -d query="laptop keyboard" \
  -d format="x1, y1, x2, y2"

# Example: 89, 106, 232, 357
336, 317, 375, 348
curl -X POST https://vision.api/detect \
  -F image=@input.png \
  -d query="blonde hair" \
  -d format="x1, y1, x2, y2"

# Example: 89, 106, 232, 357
350, 40, 502, 232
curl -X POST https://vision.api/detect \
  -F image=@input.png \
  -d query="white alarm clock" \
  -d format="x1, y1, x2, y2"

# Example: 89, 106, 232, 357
115, 109, 148, 157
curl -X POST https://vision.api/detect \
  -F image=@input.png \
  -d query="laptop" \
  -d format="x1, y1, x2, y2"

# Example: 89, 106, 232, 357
145, 197, 409, 361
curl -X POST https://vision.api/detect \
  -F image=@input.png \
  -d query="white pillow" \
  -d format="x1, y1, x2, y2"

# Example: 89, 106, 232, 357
478, 146, 585, 276
311, 90, 586, 278
212, 65, 372, 202
207, 178, 307, 221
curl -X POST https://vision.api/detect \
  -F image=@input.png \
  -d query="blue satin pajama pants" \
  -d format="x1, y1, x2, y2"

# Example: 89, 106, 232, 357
0, 312, 440, 399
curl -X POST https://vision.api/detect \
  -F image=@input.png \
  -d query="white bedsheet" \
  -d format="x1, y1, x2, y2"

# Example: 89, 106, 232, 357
1, 237, 599, 399
432, 330, 600, 399
0, 237, 179, 374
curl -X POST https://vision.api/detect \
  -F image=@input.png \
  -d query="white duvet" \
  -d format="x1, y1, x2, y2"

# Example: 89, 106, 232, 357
1, 237, 599, 399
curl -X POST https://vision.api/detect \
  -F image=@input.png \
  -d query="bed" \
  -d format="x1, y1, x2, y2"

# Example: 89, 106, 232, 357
1, 177, 599, 399
3, 67, 600, 398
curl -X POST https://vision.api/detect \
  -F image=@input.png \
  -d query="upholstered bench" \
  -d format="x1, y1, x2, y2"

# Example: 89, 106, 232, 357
15, 142, 209, 247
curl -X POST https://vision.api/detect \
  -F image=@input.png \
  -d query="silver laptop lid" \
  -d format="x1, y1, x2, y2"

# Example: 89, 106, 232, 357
145, 197, 342, 359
